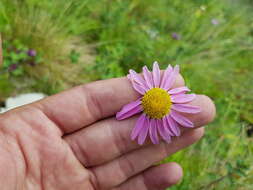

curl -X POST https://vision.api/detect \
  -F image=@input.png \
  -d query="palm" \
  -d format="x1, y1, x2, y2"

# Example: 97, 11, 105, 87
0, 76, 215, 190
0, 108, 91, 189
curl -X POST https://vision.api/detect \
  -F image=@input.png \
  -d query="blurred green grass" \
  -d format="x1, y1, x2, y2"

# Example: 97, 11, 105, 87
0, 0, 253, 189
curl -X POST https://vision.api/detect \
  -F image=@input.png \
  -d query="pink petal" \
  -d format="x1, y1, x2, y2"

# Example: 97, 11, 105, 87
132, 82, 146, 95
119, 98, 141, 111
149, 119, 159, 144
129, 69, 149, 90
143, 66, 154, 89
116, 99, 142, 120
117, 105, 142, 120
171, 94, 196, 103
162, 117, 174, 136
172, 104, 201, 114
137, 117, 150, 145
131, 114, 146, 140
168, 86, 190, 95
158, 119, 171, 143
163, 65, 180, 91
160, 65, 173, 89
166, 115, 181, 136
170, 110, 194, 128
152, 61, 161, 87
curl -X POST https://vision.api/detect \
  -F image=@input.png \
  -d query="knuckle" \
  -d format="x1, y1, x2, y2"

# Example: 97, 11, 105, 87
81, 84, 103, 121
118, 156, 136, 180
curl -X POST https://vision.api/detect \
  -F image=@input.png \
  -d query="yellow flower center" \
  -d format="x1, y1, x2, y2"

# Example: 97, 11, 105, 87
141, 88, 172, 119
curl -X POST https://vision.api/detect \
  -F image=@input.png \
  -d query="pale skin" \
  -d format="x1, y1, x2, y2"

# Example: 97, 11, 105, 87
0, 41, 216, 190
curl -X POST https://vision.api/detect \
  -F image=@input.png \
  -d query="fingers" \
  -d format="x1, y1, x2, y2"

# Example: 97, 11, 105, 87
33, 75, 184, 134
90, 128, 204, 189
113, 162, 183, 190
65, 95, 215, 167
186, 95, 216, 126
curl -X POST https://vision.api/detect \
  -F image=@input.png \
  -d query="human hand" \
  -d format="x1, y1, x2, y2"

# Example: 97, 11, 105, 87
0, 74, 215, 190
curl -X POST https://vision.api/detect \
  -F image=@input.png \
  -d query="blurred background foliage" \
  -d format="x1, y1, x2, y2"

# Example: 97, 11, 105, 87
0, 0, 253, 189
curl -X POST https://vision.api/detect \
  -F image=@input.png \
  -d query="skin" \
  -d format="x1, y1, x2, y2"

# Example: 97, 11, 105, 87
0, 37, 216, 190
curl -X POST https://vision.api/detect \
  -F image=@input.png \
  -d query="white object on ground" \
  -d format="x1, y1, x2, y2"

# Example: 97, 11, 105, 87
0, 93, 46, 113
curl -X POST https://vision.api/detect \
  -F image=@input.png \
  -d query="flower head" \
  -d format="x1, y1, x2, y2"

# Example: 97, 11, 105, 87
211, 19, 219, 26
171, 33, 181, 40
8, 64, 18, 72
116, 62, 200, 145
27, 49, 37, 57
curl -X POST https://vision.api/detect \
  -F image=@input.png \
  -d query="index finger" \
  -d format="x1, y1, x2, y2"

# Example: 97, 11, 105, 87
33, 75, 185, 134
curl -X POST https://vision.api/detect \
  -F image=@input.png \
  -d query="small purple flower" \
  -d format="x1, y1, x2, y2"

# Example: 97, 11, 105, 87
211, 19, 219, 25
27, 49, 37, 57
8, 64, 18, 72
28, 62, 36, 66
171, 32, 181, 40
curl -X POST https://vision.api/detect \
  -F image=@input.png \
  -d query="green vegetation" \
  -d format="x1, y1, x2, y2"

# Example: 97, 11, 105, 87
0, 0, 253, 189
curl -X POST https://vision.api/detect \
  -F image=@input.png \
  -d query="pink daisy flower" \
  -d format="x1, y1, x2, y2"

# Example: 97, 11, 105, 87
116, 61, 201, 145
